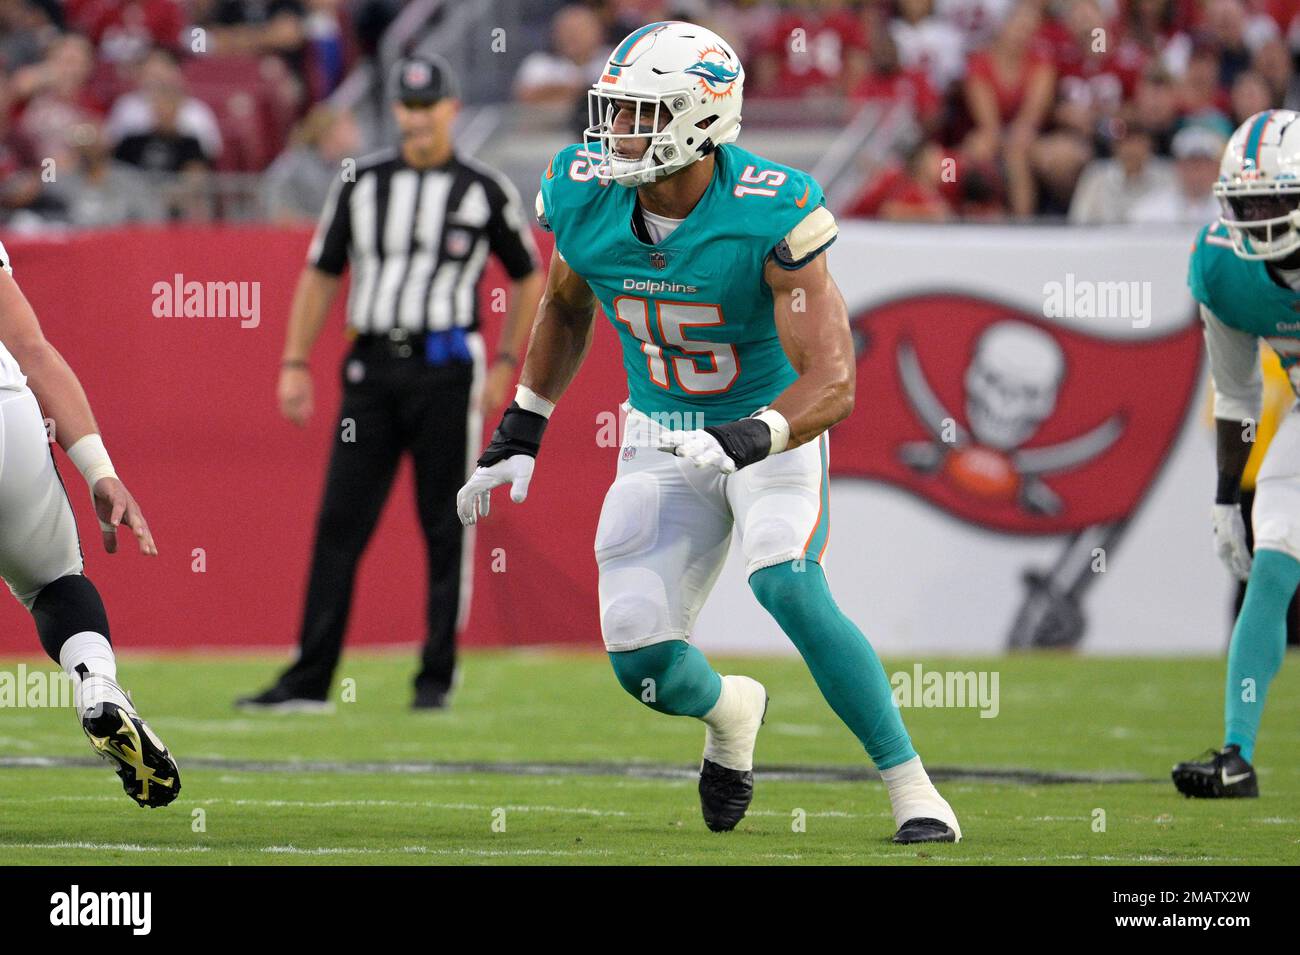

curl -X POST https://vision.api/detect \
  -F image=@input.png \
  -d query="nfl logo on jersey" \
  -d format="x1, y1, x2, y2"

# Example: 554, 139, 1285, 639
649, 251, 666, 271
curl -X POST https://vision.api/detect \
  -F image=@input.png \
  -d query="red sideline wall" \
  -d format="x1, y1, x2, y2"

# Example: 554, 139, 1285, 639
0, 225, 627, 654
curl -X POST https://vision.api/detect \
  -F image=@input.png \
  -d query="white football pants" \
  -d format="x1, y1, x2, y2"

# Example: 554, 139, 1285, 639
595, 403, 829, 653
0, 386, 83, 609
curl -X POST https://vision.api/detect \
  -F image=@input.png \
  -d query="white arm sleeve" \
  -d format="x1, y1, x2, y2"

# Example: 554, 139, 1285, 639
1201, 303, 1262, 422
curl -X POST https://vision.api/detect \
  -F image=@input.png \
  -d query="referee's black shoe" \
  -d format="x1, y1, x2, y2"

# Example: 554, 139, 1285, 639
412, 685, 449, 710
1172, 744, 1259, 798
235, 685, 333, 714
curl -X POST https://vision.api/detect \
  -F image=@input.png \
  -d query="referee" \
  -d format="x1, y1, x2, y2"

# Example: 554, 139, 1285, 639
238, 56, 542, 711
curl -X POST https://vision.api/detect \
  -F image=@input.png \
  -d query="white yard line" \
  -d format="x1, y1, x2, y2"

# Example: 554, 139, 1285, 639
0, 841, 211, 854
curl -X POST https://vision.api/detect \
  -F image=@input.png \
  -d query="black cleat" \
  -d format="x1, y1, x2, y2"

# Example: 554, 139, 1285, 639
699, 758, 754, 832
412, 686, 449, 710
1172, 744, 1258, 798
892, 817, 958, 844
235, 685, 333, 713
83, 702, 181, 809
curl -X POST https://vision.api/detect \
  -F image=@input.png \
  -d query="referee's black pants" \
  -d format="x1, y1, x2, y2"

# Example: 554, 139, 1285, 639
279, 335, 477, 699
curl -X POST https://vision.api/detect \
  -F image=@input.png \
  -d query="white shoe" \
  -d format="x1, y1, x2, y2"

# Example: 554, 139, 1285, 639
882, 756, 962, 843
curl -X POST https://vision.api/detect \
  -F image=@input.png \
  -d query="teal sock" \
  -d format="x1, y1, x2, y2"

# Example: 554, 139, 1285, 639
749, 560, 916, 769
1224, 547, 1297, 762
608, 640, 722, 717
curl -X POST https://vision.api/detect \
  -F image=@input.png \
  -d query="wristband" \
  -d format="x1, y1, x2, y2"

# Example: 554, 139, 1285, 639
479, 401, 549, 466
67, 433, 117, 489
514, 384, 555, 419
281, 359, 309, 370
753, 408, 790, 454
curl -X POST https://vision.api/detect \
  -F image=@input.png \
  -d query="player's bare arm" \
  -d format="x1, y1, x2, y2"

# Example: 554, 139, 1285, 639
517, 248, 598, 405
0, 267, 155, 555
763, 251, 855, 449
456, 248, 597, 525
278, 265, 341, 427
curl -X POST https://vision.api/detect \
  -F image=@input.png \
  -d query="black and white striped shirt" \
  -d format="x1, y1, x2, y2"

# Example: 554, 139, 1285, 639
307, 149, 539, 334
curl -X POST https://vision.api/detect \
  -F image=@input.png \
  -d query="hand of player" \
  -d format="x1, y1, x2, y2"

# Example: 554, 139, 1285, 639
658, 429, 736, 475
92, 476, 157, 556
278, 366, 313, 427
1212, 503, 1252, 581
479, 361, 514, 416
457, 454, 535, 525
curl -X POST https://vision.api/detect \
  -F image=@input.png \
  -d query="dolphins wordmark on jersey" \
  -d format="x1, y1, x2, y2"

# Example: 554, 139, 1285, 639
537, 141, 837, 427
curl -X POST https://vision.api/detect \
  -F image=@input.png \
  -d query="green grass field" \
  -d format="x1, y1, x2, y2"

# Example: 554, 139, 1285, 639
0, 650, 1296, 865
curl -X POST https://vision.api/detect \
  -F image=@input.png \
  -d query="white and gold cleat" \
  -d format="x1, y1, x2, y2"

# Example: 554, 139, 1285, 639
79, 674, 181, 809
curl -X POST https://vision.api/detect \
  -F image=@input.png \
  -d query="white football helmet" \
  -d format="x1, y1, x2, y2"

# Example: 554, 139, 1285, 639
1215, 108, 1300, 260
585, 20, 744, 187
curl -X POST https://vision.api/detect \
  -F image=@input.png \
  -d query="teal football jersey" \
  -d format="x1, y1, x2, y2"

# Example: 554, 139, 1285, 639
1190, 221, 1300, 389
538, 142, 834, 427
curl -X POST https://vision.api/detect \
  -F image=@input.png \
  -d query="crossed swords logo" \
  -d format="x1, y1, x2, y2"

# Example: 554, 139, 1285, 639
877, 319, 1131, 649
895, 333, 1125, 515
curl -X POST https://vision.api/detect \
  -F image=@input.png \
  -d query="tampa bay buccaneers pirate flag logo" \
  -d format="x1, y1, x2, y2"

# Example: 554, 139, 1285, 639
839, 293, 1203, 649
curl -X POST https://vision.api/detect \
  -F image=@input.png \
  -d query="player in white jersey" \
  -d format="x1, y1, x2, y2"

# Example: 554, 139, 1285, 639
0, 239, 180, 808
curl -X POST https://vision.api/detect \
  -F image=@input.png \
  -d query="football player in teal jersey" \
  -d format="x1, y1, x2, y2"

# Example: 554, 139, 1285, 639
1175, 108, 1300, 797
457, 21, 960, 842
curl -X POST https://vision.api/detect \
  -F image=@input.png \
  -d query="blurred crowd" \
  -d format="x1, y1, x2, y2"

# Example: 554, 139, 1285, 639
2, 0, 1294, 228
0, 0, 384, 228
523, 0, 1300, 223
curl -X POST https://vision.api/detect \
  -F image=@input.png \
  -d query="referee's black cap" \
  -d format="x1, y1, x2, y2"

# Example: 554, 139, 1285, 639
392, 55, 459, 106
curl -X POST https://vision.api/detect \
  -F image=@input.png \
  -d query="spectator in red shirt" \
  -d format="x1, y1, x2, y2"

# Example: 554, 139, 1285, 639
892, 0, 967, 94
67, 0, 186, 62
851, 23, 943, 135
750, 1, 870, 98
1047, 0, 1128, 139
12, 34, 105, 171
1112, 0, 1191, 92
844, 138, 955, 220
963, 1, 1055, 130
962, 0, 1055, 215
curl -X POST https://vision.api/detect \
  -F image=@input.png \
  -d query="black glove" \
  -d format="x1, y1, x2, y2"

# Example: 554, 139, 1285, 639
703, 417, 772, 471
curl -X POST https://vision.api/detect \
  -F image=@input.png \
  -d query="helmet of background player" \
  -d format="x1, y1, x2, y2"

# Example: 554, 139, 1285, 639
584, 21, 744, 188
1215, 108, 1300, 261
